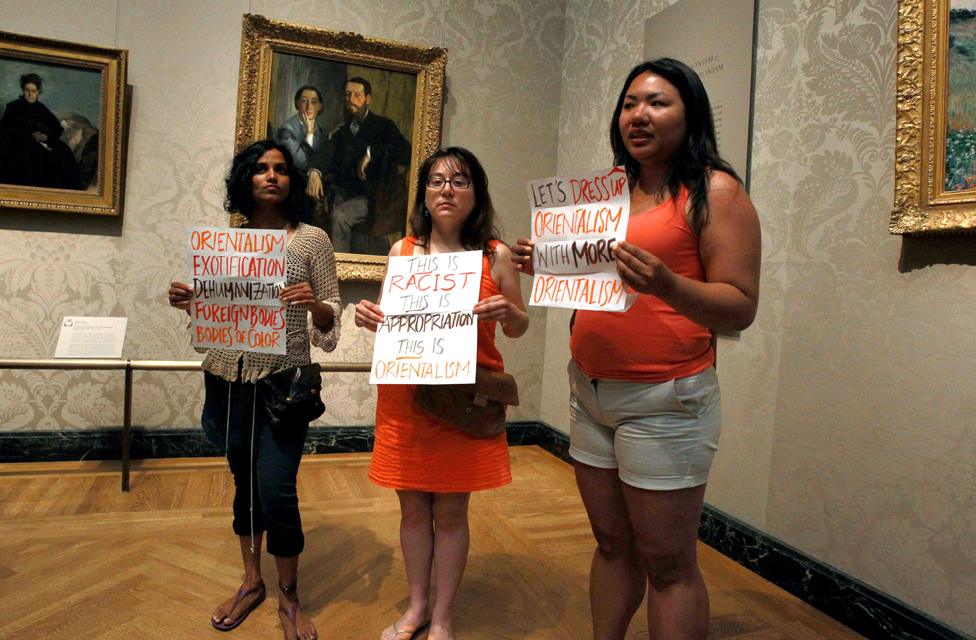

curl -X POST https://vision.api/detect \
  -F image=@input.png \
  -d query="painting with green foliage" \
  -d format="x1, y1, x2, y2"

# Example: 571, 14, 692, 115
946, 5, 976, 191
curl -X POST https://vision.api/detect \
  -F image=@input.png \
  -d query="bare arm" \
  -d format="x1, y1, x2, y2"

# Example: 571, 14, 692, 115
613, 171, 760, 331
474, 243, 529, 338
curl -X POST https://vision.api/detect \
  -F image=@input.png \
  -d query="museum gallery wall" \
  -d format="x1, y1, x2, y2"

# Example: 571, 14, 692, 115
0, 0, 974, 635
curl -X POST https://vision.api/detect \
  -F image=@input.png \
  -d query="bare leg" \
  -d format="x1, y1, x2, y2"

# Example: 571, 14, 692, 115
423, 492, 471, 640
381, 491, 434, 640
211, 533, 265, 626
574, 462, 646, 640
622, 483, 709, 640
276, 554, 317, 640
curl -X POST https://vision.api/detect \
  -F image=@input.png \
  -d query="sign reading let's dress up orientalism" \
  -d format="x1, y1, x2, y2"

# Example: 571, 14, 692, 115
187, 227, 288, 354
528, 166, 634, 311
370, 251, 483, 385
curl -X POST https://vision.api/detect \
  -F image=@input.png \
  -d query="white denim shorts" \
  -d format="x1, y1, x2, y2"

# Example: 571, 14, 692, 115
568, 359, 721, 490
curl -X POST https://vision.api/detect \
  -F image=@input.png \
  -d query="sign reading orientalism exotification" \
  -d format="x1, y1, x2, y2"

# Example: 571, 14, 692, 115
370, 250, 483, 385
187, 227, 288, 354
528, 166, 634, 311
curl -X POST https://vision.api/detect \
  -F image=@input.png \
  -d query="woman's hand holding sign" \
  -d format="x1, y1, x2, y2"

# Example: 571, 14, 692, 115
611, 240, 675, 298
354, 299, 385, 333
281, 281, 335, 330
510, 237, 534, 276
473, 294, 522, 325
168, 281, 193, 313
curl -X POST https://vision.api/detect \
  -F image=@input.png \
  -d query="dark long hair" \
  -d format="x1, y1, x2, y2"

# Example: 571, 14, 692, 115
408, 147, 500, 255
224, 139, 310, 224
610, 58, 740, 233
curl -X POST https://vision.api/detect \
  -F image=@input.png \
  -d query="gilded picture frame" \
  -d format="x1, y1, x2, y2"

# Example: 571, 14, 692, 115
234, 14, 447, 281
892, 0, 976, 234
0, 30, 128, 217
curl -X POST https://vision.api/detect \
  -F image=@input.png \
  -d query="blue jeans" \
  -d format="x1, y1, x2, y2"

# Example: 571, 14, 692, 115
201, 372, 309, 557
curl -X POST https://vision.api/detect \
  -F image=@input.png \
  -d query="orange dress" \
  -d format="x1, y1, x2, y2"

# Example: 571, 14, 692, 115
368, 237, 512, 492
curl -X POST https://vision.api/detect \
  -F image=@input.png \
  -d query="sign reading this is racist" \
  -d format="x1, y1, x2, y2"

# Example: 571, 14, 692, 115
527, 166, 635, 311
187, 227, 288, 354
370, 251, 483, 385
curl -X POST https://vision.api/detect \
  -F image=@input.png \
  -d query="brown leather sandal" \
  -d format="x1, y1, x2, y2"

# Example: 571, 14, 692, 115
211, 580, 266, 631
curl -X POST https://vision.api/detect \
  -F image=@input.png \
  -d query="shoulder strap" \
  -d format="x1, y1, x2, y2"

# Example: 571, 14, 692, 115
401, 236, 417, 256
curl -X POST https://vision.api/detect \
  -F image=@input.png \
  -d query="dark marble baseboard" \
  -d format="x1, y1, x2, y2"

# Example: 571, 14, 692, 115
0, 427, 376, 462
0, 422, 556, 463
0, 422, 968, 639
697, 508, 969, 640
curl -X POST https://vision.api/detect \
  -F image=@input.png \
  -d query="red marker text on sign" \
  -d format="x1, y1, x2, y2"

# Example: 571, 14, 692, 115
387, 271, 478, 293
569, 169, 627, 205
532, 206, 624, 237
531, 274, 626, 306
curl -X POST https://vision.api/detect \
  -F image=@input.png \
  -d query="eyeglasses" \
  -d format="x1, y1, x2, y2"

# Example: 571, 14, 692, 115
426, 175, 471, 190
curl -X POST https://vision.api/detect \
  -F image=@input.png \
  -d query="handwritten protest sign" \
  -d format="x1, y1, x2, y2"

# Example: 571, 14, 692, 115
370, 251, 482, 385
527, 166, 634, 311
187, 227, 288, 354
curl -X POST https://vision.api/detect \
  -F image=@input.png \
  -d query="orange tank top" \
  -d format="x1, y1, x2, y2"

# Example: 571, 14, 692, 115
570, 187, 714, 382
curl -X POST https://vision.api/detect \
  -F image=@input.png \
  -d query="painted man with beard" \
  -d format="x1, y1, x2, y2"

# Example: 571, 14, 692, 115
322, 76, 411, 253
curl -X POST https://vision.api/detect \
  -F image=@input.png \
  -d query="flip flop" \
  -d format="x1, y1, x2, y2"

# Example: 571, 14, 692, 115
211, 580, 266, 631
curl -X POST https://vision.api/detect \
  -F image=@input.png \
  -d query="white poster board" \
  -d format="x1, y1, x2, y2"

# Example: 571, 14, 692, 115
644, 0, 757, 187
54, 317, 128, 358
527, 166, 634, 311
370, 251, 483, 385
186, 227, 288, 354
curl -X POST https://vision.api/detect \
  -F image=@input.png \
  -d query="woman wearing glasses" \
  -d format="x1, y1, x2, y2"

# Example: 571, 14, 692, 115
355, 147, 529, 640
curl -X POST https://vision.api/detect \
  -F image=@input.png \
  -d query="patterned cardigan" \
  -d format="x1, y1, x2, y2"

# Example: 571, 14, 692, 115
201, 222, 341, 382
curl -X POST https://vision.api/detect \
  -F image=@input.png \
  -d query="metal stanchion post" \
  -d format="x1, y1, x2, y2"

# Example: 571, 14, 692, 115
122, 362, 132, 492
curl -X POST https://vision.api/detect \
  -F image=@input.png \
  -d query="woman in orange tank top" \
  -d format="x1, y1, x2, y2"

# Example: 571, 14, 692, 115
513, 59, 761, 640
355, 147, 528, 640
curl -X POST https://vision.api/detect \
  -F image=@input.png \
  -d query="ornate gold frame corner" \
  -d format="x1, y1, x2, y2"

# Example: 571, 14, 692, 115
893, 0, 976, 234
0, 30, 128, 217
233, 14, 447, 280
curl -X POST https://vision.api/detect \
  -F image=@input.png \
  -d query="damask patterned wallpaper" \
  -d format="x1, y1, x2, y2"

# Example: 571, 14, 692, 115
0, 0, 559, 430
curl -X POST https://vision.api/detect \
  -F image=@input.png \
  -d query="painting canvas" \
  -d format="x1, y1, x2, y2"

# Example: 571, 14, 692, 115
234, 15, 446, 280
0, 58, 101, 191
893, 0, 976, 233
267, 53, 417, 256
945, 1, 976, 191
0, 30, 127, 217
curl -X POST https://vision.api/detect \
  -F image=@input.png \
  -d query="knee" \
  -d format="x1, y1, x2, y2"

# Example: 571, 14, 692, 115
225, 450, 252, 480
256, 465, 298, 507
638, 546, 695, 591
400, 500, 433, 529
592, 527, 637, 561
431, 496, 469, 532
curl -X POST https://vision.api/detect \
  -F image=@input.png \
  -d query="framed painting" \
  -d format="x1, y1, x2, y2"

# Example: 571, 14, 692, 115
0, 30, 127, 217
234, 14, 447, 280
893, 0, 976, 233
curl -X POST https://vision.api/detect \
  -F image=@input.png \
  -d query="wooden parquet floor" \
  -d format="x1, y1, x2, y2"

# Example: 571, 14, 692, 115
0, 446, 863, 640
